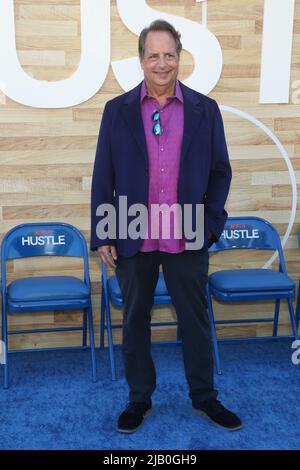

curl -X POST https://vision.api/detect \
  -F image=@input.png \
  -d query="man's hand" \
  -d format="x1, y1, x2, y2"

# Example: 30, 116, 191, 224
97, 245, 118, 269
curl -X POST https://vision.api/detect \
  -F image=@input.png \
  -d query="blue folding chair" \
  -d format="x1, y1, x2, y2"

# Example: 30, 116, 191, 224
295, 230, 300, 328
100, 262, 183, 380
207, 216, 299, 374
1, 222, 97, 388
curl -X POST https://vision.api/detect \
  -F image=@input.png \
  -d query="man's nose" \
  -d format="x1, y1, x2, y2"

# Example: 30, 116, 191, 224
157, 56, 168, 68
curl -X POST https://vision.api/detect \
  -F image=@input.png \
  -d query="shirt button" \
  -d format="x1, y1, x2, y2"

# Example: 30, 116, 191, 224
160, 168, 165, 172
161, 148, 164, 152
160, 189, 164, 193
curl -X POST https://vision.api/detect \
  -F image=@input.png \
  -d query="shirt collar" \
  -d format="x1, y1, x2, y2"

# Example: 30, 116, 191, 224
140, 79, 184, 104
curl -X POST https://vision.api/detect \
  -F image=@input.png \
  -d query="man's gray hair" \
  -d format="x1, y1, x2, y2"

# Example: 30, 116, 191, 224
139, 19, 182, 59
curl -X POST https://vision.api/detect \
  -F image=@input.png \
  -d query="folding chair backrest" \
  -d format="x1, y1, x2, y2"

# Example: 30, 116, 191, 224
209, 216, 286, 272
1, 222, 90, 285
209, 217, 282, 252
2, 222, 87, 259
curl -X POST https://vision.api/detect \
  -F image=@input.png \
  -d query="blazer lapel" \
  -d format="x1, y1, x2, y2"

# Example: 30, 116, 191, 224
120, 81, 205, 168
121, 83, 148, 166
180, 82, 206, 165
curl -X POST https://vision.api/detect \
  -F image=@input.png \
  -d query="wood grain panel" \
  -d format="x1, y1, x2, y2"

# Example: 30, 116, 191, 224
0, 0, 299, 351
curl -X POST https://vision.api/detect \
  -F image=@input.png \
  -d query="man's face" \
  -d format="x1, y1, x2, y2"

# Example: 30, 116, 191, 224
140, 31, 180, 91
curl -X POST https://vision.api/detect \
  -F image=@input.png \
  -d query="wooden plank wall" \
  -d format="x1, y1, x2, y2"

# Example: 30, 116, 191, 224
0, 0, 299, 350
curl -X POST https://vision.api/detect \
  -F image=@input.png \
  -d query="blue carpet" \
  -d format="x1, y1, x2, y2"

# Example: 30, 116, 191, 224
0, 340, 299, 450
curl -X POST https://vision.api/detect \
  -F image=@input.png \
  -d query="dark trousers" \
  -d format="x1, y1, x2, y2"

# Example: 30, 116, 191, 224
115, 249, 218, 404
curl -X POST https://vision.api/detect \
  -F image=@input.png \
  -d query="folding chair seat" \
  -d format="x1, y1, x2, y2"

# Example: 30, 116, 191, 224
1, 222, 97, 388
210, 269, 295, 296
8, 276, 90, 306
206, 216, 299, 375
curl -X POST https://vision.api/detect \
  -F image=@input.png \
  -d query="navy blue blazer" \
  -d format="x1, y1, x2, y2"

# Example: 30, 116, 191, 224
90, 81, 232, 257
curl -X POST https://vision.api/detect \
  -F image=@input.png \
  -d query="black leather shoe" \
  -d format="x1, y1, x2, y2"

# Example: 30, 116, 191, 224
193, 398, 243, 431
117, 401, 152, 433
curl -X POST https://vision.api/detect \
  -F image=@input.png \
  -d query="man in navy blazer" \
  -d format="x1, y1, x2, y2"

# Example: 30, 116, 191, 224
91, 20, 242, 433
90, 77, 230, 257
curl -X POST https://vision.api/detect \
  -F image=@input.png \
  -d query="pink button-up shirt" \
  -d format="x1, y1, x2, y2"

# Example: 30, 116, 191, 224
140, 80, 185, 253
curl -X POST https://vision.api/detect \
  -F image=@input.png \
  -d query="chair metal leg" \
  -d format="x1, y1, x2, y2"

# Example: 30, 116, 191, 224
273, 299, 280, 337
100, 290, 105, 350
176, 324, 181, 342
3, 345, 8, 389
2, 302, 9, 389
206, 284, 222, 375
287, 297, 299, 341
2, 338, 8, 389
296, 281, 300, 328
82, 309, 88, 350
104, 293, 117, 381
87, 306, 97, 382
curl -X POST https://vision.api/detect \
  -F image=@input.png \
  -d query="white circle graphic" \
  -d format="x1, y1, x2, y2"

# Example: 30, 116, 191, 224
220, 105, 297, 268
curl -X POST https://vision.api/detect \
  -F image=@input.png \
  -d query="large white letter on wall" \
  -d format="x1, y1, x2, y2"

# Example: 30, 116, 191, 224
260, 0, 295, 103
112, 0, 223, 94
0, 0, 110, 108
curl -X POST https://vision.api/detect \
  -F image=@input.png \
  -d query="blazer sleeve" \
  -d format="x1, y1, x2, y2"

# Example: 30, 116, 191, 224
90, 103, 116, 251
205, 101, 232, 247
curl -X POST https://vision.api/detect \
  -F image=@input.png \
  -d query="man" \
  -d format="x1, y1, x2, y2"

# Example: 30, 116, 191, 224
91, 20, 242, 433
